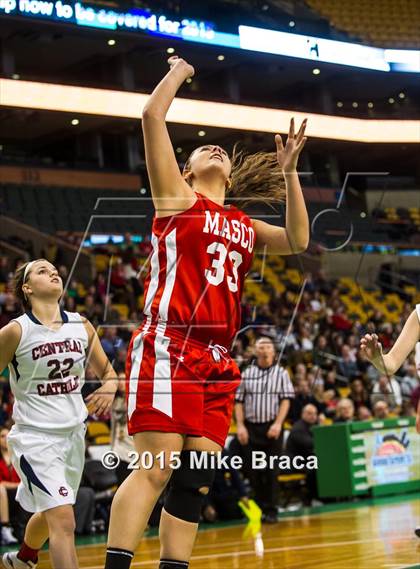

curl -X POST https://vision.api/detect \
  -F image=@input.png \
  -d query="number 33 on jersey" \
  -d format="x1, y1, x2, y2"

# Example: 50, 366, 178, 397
142, 192, 255, 347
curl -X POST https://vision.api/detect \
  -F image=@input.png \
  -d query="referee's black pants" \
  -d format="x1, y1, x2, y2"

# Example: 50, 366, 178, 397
244, 420, 283, 517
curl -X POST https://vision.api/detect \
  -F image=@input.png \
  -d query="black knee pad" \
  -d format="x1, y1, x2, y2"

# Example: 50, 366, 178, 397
164, 450, 216, 523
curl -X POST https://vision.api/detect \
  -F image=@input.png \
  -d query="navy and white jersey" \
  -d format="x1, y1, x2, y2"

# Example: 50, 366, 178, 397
9, 310, 89, 431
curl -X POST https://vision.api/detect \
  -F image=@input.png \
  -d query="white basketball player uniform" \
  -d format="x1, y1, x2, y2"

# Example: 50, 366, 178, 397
7, 309, 89, 513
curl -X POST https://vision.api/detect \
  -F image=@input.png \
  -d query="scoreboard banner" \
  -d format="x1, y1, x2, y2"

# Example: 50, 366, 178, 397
0, 1, 419, 73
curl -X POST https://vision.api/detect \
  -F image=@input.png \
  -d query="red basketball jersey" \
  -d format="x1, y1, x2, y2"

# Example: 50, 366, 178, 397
141, 192, 255, 348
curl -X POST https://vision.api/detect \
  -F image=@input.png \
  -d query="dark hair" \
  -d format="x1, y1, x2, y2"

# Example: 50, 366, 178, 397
12, 259, 48, 309
183, 144, 286, 211
256, 335, 275, 346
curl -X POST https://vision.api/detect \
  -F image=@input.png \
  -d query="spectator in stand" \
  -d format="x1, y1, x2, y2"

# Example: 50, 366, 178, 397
349, 377, 371, 412
0, 257, 10, 284
298, 322, 314, 352
378, 322, 394, 351
113, 347, 128, 374
110, 257, 129, 301
357, 406, 372, 421
347, 334, 359, 360
286, 404, 319, 505
323, 369, 340, 397
310, 290, 325, 313
0, 293, 20, 328
400, 363, 419, 401
334, 398, 355, 423
338, 345, 358, 380
373, 400, 390, 420
318, 383, 338, 419
314, 269, 333, 296
295, 363, 307, 378
289, 378, 325, 423
313, 335, 329, 367
94, 273, 108, 303
332, 305, 352, 332
0, 426, 20, 545
138, 235, 152, 256
100, 327, 124, 362
371, 374, 402, 412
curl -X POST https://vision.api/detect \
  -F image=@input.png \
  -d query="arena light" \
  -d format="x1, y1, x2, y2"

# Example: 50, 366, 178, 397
1, 79, 419, 143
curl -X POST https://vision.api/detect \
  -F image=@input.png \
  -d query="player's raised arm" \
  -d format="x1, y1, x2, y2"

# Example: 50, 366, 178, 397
0, 321, 21, 373
252, 118, 309, 255
360, 308, 420, 375
83, 319, 118, 416
142, 56, 196, 217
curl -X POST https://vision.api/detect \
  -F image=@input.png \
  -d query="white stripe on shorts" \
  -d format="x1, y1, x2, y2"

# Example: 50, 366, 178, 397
127, 319, 151, 420
143, 232, 160, 317
152, 228, 177, 417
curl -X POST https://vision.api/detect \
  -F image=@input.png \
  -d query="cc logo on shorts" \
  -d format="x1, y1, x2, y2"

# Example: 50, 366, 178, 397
59, 486, 69, 497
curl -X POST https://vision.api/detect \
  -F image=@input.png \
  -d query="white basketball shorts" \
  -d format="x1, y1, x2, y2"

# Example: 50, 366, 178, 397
7, 423, 86, 513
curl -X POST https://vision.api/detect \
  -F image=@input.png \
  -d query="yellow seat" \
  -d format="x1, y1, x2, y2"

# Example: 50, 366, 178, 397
93, 434, 111, 445
87, 421, 110, 439
94, 254, 109, 273
113, 304, 129, 320
278, 473, 306, 483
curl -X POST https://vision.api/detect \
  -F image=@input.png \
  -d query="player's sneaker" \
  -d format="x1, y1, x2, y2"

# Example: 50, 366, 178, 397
1, 551, 37, 569
0, 526, 17, 545
415, 527, 420, 538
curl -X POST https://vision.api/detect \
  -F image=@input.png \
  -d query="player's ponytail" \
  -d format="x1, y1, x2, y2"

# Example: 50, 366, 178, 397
227, 144, 286, 210
183, 145, 286, 211
13, 262, 32, 309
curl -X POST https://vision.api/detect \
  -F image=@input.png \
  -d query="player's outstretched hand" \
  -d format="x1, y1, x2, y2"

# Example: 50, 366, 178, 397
86, 380, 118, 417
275, 117, 307, 172
360, 333, 383, 363
167, 55, 195, 80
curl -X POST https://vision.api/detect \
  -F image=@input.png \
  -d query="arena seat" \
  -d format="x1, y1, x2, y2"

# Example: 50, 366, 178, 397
1, 183, 151, 234
277, 473, 307, 508
87, 421, 110, 442
306, 0, 420, 48
113, 304, 129, 320
93, 434, 112, 445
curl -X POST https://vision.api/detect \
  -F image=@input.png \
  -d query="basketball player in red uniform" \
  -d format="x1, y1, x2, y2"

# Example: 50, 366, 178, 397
104, 56, 309, 569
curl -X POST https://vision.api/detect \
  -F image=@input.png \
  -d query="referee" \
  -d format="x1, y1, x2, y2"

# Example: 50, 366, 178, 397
234, 336, 295, 523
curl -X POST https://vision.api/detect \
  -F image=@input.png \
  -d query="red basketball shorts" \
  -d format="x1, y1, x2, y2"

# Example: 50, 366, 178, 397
126, 324, 241, 447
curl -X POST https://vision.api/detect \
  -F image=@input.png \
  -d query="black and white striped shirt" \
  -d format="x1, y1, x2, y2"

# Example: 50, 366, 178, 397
235, 362, 295, 423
